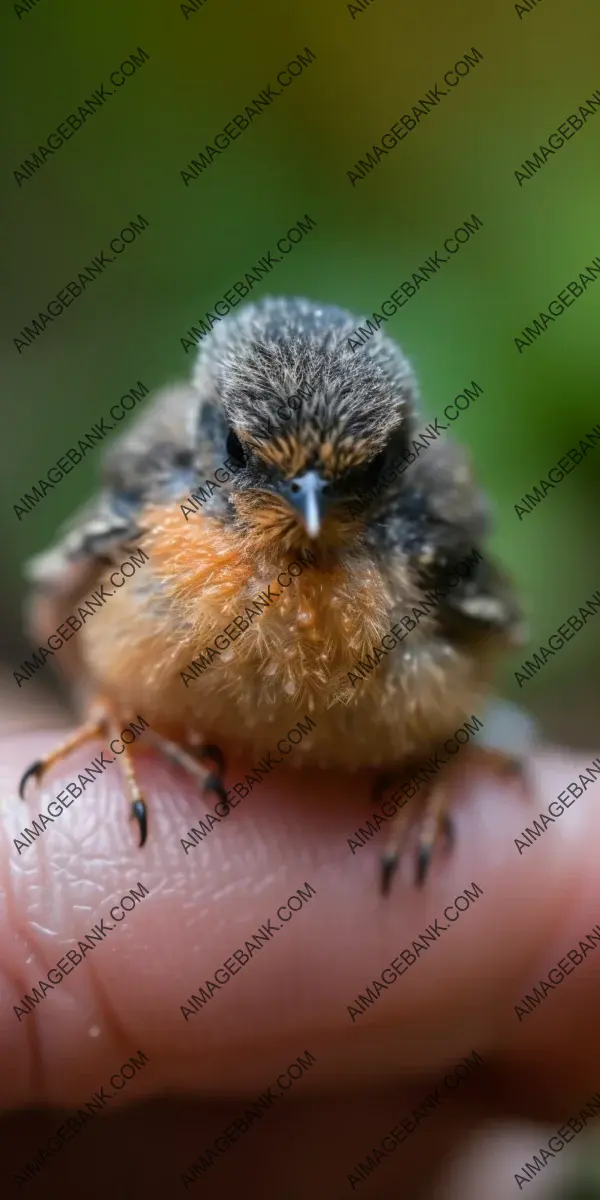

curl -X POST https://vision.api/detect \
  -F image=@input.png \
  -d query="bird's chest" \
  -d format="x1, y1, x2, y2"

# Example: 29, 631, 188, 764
79, 505, 479, 767
80, 506, 387, 718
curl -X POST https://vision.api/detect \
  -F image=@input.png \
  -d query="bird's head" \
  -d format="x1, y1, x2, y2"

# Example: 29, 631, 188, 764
193, 296, 421, 554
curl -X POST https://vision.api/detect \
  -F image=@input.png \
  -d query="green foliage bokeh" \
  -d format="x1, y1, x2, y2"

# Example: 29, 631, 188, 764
2, 0, 599, 746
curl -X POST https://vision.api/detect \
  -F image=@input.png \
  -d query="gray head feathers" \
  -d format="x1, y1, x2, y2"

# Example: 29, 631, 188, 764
192, 296, 421, 464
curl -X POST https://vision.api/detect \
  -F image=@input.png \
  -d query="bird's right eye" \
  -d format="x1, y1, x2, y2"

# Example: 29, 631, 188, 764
349, 448, 387, 491
226, 429, 247, 466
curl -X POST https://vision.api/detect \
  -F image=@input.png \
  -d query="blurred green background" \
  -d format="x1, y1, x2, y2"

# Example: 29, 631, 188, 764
2, 0, 600, 756
2, 3, 600, 1195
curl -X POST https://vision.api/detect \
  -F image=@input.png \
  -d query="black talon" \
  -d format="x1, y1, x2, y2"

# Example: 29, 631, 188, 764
204, 772, 229, 810
416, 844, 432, 888
441, 813, 455, 852
19, 760, 44, 801
380, 851, 398, 897
373, 771, 394, 806
200, 744, 226, 775
130, 799, 148, 848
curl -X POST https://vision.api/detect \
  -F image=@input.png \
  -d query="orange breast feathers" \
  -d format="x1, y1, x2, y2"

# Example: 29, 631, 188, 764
79, 500, 430, 708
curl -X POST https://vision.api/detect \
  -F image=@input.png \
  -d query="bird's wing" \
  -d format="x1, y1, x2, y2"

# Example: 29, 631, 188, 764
23, 383, 204, 689
374, 432, 526, 649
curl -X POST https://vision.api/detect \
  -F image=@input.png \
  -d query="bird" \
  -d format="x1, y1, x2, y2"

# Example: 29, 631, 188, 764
19, 295, 530, 891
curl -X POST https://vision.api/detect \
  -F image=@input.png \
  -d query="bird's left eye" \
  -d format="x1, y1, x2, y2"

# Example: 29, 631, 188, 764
226, 429, 246, 466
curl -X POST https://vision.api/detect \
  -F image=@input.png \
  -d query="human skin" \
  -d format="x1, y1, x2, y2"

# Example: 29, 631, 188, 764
0, 731, 599, 1199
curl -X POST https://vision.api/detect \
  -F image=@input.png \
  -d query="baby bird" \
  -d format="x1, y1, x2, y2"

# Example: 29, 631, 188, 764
20, 296, 528, 891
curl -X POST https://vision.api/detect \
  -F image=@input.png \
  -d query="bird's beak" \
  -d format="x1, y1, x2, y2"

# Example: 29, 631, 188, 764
284, 470, 329, 539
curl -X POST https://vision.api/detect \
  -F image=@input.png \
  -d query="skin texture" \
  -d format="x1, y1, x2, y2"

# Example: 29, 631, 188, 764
1, 724, 599, 1199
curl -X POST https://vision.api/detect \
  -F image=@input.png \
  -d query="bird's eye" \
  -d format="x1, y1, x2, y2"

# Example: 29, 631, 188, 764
358, 449, 387, 485
226, 429, 246, 466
